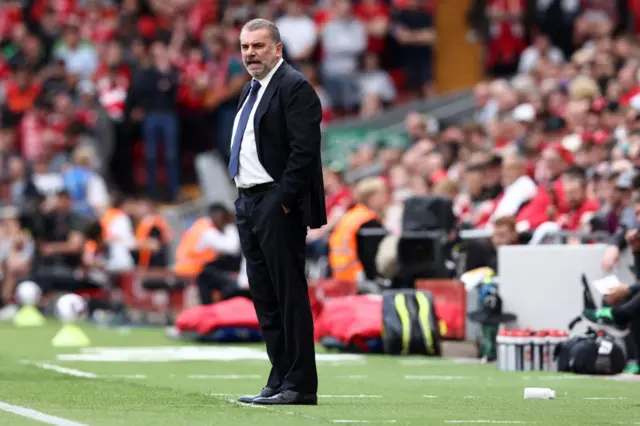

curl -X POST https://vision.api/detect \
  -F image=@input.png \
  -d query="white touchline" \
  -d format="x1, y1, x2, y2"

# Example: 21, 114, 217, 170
405, 375, 471, 380
21, 361, 97, 379
189, 374, 261, 379
331, 421, 396, 424
321, 395, 381, 398
445, 421, 527, 424
423, 395, 439, 398
227, 399, 270, 410
0, 401, 90, 426
399, 359, 438, 365
523, 375, 586, 381
109, 374, 147, 379
21, 362, 150, 380
583, 397, 628, 400
210, 393, 381, 398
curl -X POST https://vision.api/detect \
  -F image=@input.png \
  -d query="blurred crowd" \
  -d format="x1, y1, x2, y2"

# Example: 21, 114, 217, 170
314, 0, 640, 288
0, 0, 436, 211
7, 0, 640, 318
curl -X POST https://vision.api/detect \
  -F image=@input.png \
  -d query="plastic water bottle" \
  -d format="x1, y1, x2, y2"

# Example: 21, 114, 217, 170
522, 329, 534, 372
513, 330, 525, 371
506, 330, 517, 372
497, 328, 508, 371
532, 330, 548, 371
524, 387, 556, 399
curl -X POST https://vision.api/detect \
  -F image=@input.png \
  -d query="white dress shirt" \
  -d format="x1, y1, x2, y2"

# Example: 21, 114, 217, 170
232, 58, 284, 188
196, 224, 241, 255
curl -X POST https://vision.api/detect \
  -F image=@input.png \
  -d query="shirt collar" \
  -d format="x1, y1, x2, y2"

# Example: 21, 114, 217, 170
254, 58, 284, 88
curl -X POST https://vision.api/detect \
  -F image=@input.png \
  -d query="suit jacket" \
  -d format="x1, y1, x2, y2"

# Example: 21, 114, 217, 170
235, 61, 327, 229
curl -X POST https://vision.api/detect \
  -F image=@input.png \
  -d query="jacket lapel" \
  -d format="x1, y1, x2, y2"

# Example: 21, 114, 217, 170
253, 62, 288, 149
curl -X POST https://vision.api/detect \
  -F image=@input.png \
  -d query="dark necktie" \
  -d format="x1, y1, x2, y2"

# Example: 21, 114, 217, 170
228, 79, 262, 179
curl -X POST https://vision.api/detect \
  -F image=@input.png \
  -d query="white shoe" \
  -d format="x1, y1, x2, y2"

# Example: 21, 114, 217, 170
0, 304, 19, 321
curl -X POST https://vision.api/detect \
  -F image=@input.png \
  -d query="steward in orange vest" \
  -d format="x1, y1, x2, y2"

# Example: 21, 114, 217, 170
80, 220, 110, 287
132, 196, 173, 269
175, 203, 241, 305
174, 217, 217, 277
328, 177, 388, 283
174, 203, 241, 279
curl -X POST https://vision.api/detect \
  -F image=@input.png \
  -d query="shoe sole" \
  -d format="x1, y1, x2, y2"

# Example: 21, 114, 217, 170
580, 315, 630, 338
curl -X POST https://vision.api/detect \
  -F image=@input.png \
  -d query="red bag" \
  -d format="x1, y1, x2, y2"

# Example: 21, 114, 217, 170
314, 295, 382, 346
175, 297, 260, 335
308, 279, 358, 320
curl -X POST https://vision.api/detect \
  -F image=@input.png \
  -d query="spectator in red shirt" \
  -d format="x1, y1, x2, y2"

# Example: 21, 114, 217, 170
557, 167, 600, 232
485, 0, 527, 77
19, 96, 50, 162
531, 166, 600, 244
4, 67, 43, 125
0, 1, 22, 40
354, 0, 390, 54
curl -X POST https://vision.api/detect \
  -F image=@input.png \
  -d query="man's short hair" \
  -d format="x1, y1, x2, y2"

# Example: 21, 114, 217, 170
208, 203, 230, 215
83, 220, 103, 241
354, 177, 386, 204
242, 19, 281, 44
563, 165, 587, 182
110, 190, 125, 209
494, 216, 517, 232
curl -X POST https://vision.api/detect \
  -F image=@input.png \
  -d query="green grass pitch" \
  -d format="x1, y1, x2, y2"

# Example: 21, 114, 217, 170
0, 322, 637, 426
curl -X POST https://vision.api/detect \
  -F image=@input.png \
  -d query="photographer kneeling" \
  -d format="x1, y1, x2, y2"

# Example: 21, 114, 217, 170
583, 283, 640, 374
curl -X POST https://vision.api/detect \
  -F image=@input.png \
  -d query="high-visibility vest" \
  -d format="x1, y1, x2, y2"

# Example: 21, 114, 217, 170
100, 207, 127, 241
174, 217, 217, 277
83, 239, 99, 265
135, 214, 173, 268
328, 203, 379, 282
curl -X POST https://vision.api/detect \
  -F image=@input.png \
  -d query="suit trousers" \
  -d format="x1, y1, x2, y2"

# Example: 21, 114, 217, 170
234, 186, 318, 394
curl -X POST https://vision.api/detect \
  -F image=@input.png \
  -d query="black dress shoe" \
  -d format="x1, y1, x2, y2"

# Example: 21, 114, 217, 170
237, 387, 278, 404
252, 390, 317, 405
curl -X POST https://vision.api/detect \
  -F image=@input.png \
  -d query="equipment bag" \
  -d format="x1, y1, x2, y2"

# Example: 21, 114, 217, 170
555, 333, 626, 375
382, 289, 441, 356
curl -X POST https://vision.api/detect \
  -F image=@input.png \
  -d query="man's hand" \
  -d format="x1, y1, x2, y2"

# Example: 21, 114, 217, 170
394, 26, 412, 43
601, 245, 620, 272
627, 229, 640, 251
40, 244, 53, 257
604, 284, 631, 305
281, 205, 290, 214
141, 238, 161, 252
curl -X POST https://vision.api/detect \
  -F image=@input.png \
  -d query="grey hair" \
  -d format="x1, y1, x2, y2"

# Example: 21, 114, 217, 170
241, 19, 281, 44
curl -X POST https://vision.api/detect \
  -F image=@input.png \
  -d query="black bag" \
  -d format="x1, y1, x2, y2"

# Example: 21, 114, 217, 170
555, 333, 626, 375
382, 289, 441, 356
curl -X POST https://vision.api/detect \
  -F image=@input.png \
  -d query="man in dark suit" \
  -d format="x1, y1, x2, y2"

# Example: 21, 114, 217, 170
229, 19, 326, 406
